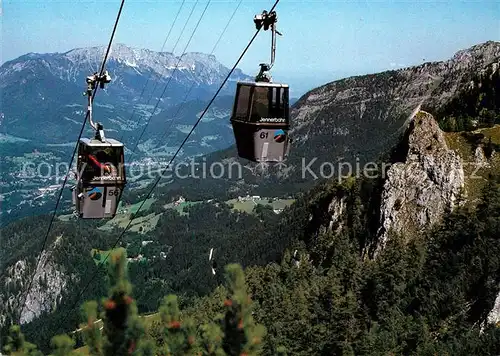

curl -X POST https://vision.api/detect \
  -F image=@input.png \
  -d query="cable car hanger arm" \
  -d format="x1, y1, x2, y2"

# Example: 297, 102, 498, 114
84, 71, 111, 141
253, 10, 282, 82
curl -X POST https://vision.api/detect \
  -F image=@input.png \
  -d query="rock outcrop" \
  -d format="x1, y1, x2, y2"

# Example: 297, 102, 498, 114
375, 111, 465, 255
0, 235, 71, 325
18, 249, 69, 324
487, 291, 500, 326
327, 195, 347, 235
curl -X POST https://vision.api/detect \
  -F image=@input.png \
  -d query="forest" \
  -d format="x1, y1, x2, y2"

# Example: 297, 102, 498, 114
3, 171, 500, 355
1, 195, 290, 351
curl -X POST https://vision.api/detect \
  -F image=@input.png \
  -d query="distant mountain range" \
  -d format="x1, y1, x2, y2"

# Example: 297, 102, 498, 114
0, 43, 252, 143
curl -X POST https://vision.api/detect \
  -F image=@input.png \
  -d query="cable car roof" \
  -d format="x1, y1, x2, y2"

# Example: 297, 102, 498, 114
237, 81, 289, 88
79, 137, 124, 147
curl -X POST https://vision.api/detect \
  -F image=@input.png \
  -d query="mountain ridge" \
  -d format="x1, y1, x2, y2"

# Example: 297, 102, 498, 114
1, 43, 249, 89
0, 43, 252, 142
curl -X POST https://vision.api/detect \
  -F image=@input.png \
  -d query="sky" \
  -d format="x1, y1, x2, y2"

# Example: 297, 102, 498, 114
2, 0, 499, 95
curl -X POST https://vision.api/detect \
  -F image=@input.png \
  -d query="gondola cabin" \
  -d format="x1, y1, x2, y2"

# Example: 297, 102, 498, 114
230, 81, 291, 162
73, 138, 126, 219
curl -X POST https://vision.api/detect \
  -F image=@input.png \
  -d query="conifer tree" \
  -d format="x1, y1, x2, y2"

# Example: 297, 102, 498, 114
100, 248, 144, 356
50, 334, 84, 356
157, 294, 197, 355
2, 325, 42, 355
72, 248, 146, 355
198, 323, 225, 355
80, 300, 103, 355
220, 264, 266, 356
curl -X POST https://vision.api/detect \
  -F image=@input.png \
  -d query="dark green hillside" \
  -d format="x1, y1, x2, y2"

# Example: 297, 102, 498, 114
4, 174, 500, 355
145, 175, 500, 355
1, 199, 288, 352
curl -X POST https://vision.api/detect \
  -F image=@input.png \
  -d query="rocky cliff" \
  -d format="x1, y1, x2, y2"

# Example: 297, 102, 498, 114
487, 293, 500, 327
375, 111, 465, 255
0, 235, 72, 325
